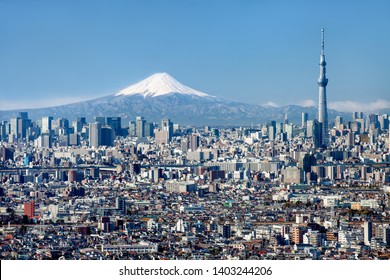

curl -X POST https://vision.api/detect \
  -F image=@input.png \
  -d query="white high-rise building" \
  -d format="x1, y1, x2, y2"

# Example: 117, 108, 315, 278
89, 122, 101, 147
41, 116, 53, 134
364, 221, 372, 246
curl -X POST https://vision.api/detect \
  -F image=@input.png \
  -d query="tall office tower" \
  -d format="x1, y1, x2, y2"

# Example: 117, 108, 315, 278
52, 118, 69, 135
89, 122, 102, 147
364, 221, 372, 246
307, 119, 322, 148
136, 116, 146, 137
145, 122, 155, 137
37, 133, 52, 148
181, 138, 189, 152
301, 112, 308, 128
317, 29, 329, 147
368, 114, 380, 132
268, 125, 276, 141
101, 126, 114, 146
18, 112, 30, 139
335, 116, 343, 129
346, 130, 355, 147
106, 117, 121, 136
161, 118, 173, 142
276, 122, 284, 134
10, 117, 19, 140
378, 114, 389, 131
0, 121, 7, 141
42, 116, 53, 134
189, 133, 200, 151
268, 120, 276, 140
128, 121, 136, 137
116, 197, 126, 215
19, 112, 28, 120
285, 124, 294, 140
69, 133, 80, 146
299, 153, 316, 173
387, 121, 390, 151
73, 117, 86, 133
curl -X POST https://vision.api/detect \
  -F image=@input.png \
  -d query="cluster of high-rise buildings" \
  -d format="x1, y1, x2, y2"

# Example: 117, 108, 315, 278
0, 114, 179, 149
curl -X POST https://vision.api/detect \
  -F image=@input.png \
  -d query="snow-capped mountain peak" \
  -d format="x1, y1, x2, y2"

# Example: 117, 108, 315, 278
115, 72, 211, 98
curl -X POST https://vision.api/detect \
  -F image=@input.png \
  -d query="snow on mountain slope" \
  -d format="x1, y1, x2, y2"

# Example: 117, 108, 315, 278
115, 72, 212, 98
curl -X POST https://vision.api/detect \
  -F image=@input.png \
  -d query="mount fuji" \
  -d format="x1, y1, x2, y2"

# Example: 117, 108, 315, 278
115, 72, 211, 98
0, 73, 348, 125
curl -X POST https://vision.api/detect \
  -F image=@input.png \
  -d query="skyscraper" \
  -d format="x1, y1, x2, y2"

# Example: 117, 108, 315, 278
73, 117, 86, 133
136, 116, 145, 137
116, 197, 126, 215
268, 120, 276, 140
145, 122, 155, 137
307, 119, 322, 148
301, 112, 308, 128
42, 116, 53, 134
18, 112, 30, 139
89, 122, 102, 147
190, 133, 200, 151
317, 29, 329, 147
101, 125, 114, 146
10, 117, 19, 140
106, 117, 121, 136
161, 118, 173, 142
128, 121, 136, 137
335, 116, 343, 129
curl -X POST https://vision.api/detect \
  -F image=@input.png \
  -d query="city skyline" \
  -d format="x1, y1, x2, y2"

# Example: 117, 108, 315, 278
1, 0, 390, 112
0, 107, 389, 261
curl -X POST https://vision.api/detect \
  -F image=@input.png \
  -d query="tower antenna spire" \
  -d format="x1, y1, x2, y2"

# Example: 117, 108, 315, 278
317, 28, 329, 147
321, 28, 325, 54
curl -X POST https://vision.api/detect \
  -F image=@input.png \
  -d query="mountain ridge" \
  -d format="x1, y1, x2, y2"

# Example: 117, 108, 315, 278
0, 73, 376, 125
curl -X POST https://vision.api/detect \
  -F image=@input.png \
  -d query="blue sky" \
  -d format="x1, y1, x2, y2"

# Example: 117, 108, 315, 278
1, 0, 389, 112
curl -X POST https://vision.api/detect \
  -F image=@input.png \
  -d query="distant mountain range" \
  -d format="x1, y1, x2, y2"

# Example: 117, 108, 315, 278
0, 72, 363, 125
